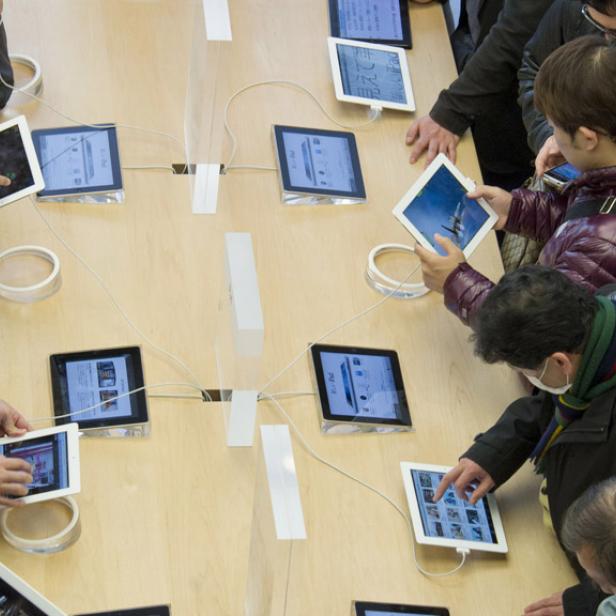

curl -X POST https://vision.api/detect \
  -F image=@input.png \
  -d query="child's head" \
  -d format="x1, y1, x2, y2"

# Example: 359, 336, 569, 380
535, 35, 616, 171
562, 478, 616, 595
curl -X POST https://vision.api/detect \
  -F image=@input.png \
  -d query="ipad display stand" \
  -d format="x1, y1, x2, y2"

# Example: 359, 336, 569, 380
37, 189, 124, 205
217, 233, 264, 447
245, 426, 307, 616
80, 423, 150, 439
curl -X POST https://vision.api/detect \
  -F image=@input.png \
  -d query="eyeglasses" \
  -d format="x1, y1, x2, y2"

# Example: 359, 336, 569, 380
582, 4, 616, 39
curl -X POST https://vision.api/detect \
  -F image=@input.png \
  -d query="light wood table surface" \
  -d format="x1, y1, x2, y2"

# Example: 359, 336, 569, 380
0, 1, 576, 614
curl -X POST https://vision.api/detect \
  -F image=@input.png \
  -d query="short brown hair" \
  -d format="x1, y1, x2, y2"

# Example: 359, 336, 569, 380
534, 36, 616, 140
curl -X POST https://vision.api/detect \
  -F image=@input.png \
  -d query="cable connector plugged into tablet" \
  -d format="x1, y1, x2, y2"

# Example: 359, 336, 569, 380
368, 105, 383, 121
456, 547, 471, 557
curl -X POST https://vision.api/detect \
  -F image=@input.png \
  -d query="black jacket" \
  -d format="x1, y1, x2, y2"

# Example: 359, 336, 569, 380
518, 0, 595, 153
430, 0, 554, 135
0, 22, 13, 108
464, 380, 616, 614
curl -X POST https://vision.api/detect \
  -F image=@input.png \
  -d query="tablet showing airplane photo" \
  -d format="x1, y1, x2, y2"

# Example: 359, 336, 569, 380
329, 0, 412, 48
0, 115, 45, 208
273, 125, 366, 200
50, 346, 148, 431
0, 424, 80, 505
328, 37, 415, 111
31, 124, 122, 198
400, 462, 508, 554
353, 601, 449, 616
0, 561, 67, 615
392, 153, 497, 258
310, 344, 411, 427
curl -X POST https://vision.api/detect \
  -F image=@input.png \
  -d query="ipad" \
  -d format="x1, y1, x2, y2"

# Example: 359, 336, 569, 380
310, 344, 412, 427
400, 462, 508, 554
392, 153, 497, 258
329, 0, 412, 48
0, 115, 45, 208
77, 607, 170, 616
327, 37, 415, 112
31, 124, 122, 198
353, 601, 449, 616
273, 125, 366, 200
0, 561, 67, 615
0, 424, 80, 505
50, 347, 149, 430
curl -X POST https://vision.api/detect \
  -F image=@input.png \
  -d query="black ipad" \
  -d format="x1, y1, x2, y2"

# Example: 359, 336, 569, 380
50, 346, 149, 430
354, 602, 449, 616
310, 344, 411, 426
273, 125, 366, 199
77, 608, 170, 616
31, 124, 122, 198
329, 0, 412, 48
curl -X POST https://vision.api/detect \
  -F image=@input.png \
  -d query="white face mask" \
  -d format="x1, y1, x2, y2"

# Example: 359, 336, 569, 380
524, 358, 571, 395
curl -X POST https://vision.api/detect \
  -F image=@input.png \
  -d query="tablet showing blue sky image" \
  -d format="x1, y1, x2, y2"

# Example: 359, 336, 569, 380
392, 154, 497, 258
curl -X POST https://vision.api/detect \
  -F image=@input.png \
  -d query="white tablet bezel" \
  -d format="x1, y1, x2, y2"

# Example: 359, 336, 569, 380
0, 423, 80, 505
0, 560, 67, 615
327, 37, 415, 112
0, 115, 45, 207
400, 461, 508, 554
392, 153, 498, 258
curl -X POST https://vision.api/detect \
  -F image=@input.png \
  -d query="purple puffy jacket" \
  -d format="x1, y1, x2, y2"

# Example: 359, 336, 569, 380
444, 166, 616, 326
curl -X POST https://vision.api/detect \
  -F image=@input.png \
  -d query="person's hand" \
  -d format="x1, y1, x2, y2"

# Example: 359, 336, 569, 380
535, 135, 565, 177
0, 456, 33, 507
523, 591, 564, 616
414, 234, 465, 294
466, 185, 513, 230
0, 400, 32, 437
433, 458, 495, 505
0, 175, 11, 187
406, 115, 460, 165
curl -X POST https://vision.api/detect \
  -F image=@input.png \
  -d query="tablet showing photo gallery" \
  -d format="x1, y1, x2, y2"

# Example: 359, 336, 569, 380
310, 344, 411, 426
329, 0, 412, 48
32, 124, 122, 197
274, 125, 366, 198
392, 154, 497, 258
353, 601, 449, 616
50, 346, 148, 429
328, 38, 415, 111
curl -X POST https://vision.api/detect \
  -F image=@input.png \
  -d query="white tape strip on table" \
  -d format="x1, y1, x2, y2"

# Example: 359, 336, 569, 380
260, 425, 307, 540
202, 0, 233, 41
191, 163, 220, 214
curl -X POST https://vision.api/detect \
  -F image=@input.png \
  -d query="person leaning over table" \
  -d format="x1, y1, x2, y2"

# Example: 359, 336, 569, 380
414, 36, 616, 327
0, 0, 14, 108
559, 478, 616, 616
518, 0, 616, 176
0, 399, 32, 507
432, 266, 616, 616
406, 0, 554, 189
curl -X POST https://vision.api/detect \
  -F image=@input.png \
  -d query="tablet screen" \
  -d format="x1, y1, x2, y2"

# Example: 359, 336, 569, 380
0, 579, 49, 616
337, 0, 403, 41
355, 602, 449, 616
311, 345, 411, 425
400, 165, 490, 255
0, 432, 69, 497
411, 469, 497, 544
336, 43, 406, 104
0, 124, 36, 201
77, 607, 170, 616
50, 347, 148, 429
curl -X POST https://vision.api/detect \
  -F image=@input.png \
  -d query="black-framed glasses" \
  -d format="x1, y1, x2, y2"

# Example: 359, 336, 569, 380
582, 4, 616, 38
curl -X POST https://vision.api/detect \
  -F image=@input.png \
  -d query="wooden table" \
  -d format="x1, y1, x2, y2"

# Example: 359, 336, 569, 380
0, 1, 576, 614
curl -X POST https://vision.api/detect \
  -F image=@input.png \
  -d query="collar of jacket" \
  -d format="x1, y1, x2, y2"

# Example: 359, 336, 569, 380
566, 166, 616, 194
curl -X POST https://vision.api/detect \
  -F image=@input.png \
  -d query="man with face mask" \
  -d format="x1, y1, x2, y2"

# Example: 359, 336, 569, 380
434, 265, 616, 616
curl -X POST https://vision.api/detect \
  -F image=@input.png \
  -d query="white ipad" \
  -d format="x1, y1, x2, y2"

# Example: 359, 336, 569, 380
0, 423, 80, 505
392, 154, 497, 258
400, 462, 508, 554
0, 115, 45, 208
0, 560, 67, 615
327, 37, 415, 112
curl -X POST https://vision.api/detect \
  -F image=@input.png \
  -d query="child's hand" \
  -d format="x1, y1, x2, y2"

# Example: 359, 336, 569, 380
467, 185, 512, 230
535, 135, 565, 177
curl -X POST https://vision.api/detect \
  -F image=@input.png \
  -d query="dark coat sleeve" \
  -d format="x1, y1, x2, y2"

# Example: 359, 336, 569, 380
443, 262, 495, 327
0, 22, 13, 108
430, 0, 554, 135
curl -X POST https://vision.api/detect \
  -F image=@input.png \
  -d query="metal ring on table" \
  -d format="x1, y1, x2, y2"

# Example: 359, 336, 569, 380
0, 496, 81, 554
0, 245, 62, 303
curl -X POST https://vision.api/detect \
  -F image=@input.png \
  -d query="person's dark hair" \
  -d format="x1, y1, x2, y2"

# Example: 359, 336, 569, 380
534, 35, 616, 140
561, 478, 616, 589
588, 0, 616, 16
471, 266, 597, 369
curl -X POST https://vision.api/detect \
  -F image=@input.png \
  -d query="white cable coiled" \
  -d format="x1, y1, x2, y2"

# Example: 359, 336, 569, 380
0, 245, 61, 302
8, 53, 43, 104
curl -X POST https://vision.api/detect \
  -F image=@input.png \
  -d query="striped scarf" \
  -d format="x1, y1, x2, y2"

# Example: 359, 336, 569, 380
531, 296, 616, 471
